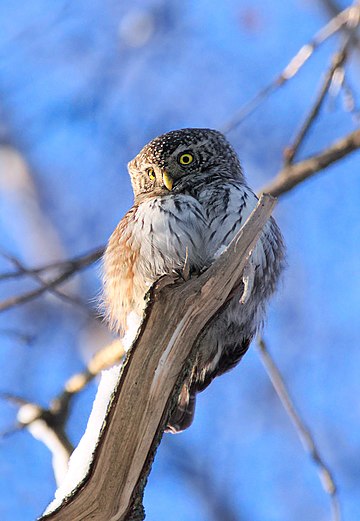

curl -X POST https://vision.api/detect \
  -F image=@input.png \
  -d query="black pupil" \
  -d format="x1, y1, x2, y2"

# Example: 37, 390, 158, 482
183, 155, 190, 163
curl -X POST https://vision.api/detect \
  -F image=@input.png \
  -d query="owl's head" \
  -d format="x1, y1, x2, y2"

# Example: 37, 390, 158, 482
127, 128, 244, 202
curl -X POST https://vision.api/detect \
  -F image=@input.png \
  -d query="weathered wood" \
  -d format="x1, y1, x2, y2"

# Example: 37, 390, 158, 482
40, 194, 276, 521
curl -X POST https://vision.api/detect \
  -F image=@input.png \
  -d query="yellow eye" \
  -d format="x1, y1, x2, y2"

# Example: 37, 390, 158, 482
146, 167, 156, 180
178, 152, 194, 166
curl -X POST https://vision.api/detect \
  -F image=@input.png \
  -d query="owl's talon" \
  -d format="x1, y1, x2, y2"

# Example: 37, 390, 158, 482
172, 269, 192, 282
171, 268, 186, 282
171, 248, 193, 282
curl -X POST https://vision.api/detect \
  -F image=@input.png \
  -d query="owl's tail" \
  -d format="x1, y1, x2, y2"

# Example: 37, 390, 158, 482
165, 338, 252, 433
165, 383, 196, 434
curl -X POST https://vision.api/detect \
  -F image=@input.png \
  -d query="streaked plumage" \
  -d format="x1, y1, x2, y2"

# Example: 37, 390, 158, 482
103, 128, 284, 432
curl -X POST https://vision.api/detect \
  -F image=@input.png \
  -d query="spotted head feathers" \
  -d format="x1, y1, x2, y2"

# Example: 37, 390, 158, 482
127, 128, 244, 203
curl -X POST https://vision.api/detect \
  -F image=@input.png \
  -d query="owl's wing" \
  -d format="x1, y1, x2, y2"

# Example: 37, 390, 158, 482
102, 195, 209, 336
102, 207, 143, 335
205, 184, 282, 297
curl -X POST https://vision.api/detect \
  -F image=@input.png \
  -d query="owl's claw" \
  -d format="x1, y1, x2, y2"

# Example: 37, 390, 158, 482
172, 268, 186, 281
172, 267, 193, 282
172, 247, 193, 282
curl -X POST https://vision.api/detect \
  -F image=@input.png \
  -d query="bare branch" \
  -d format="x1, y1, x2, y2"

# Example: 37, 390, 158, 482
0, 250, 96, 315
0, 247, 103, 313
0, 246, 104, 281
261, 128, 360, 197
256, 338, 341, 521
40, 194, 276, 521
0, 339, 125, 491
17, 402, 73, 486
1, 392, 74, 486
320, 0, 360, 50
284, 37, 354, 164
221, 3, 359, 132
64, 339, 125, 395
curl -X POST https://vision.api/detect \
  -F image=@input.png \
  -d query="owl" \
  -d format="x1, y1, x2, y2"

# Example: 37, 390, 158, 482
103, 128, 284, 433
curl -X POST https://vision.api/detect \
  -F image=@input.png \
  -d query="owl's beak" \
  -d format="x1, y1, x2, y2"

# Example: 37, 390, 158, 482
162, 171, 173, 191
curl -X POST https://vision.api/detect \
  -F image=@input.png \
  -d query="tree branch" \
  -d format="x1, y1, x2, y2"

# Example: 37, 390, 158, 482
261, 128, 360, 197
0, 338, 126, 498
1, 393, 74, 487
221, 3, 359, 132
2, 126, 358, 314
64, 339, 125, 394
0, 250, 95, 315
284, 36, 354, 165
40, 194, 276, 521
0, 247, 103, 281
0, 247, 103, 313
257, 338, 341, 521
320, 0, 360, 51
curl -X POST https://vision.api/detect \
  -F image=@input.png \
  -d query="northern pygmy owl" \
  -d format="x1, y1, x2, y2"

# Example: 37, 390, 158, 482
103, 128, 284, 433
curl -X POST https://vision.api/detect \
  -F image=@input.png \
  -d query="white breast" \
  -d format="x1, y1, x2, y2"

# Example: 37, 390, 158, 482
132, 194, 209, 283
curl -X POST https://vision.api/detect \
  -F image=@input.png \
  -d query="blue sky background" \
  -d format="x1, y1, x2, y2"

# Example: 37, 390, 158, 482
0, 1, 359, 520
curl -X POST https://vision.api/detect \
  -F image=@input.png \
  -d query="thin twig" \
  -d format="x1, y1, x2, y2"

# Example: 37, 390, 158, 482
221, 3, 359, 133
64, 339, 125, 395
0, 247, 104, 313
284, 37, 354, 164
320, 0, 360, 50
0, 250, 95, 314
0, 339, 125, 467
0, 246, 104, 281
221, 82, 279, 133
257, 337, 341, 521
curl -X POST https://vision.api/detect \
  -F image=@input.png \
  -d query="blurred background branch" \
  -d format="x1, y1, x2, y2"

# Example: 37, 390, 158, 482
221, 1, 360, 132
257, 338, 341, 521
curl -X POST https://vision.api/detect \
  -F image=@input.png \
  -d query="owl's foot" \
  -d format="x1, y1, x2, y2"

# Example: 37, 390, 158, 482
166, 384, 196, 434
172, 247, 202, 282
172, 265, 201, 282
172, 268, 188, 282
